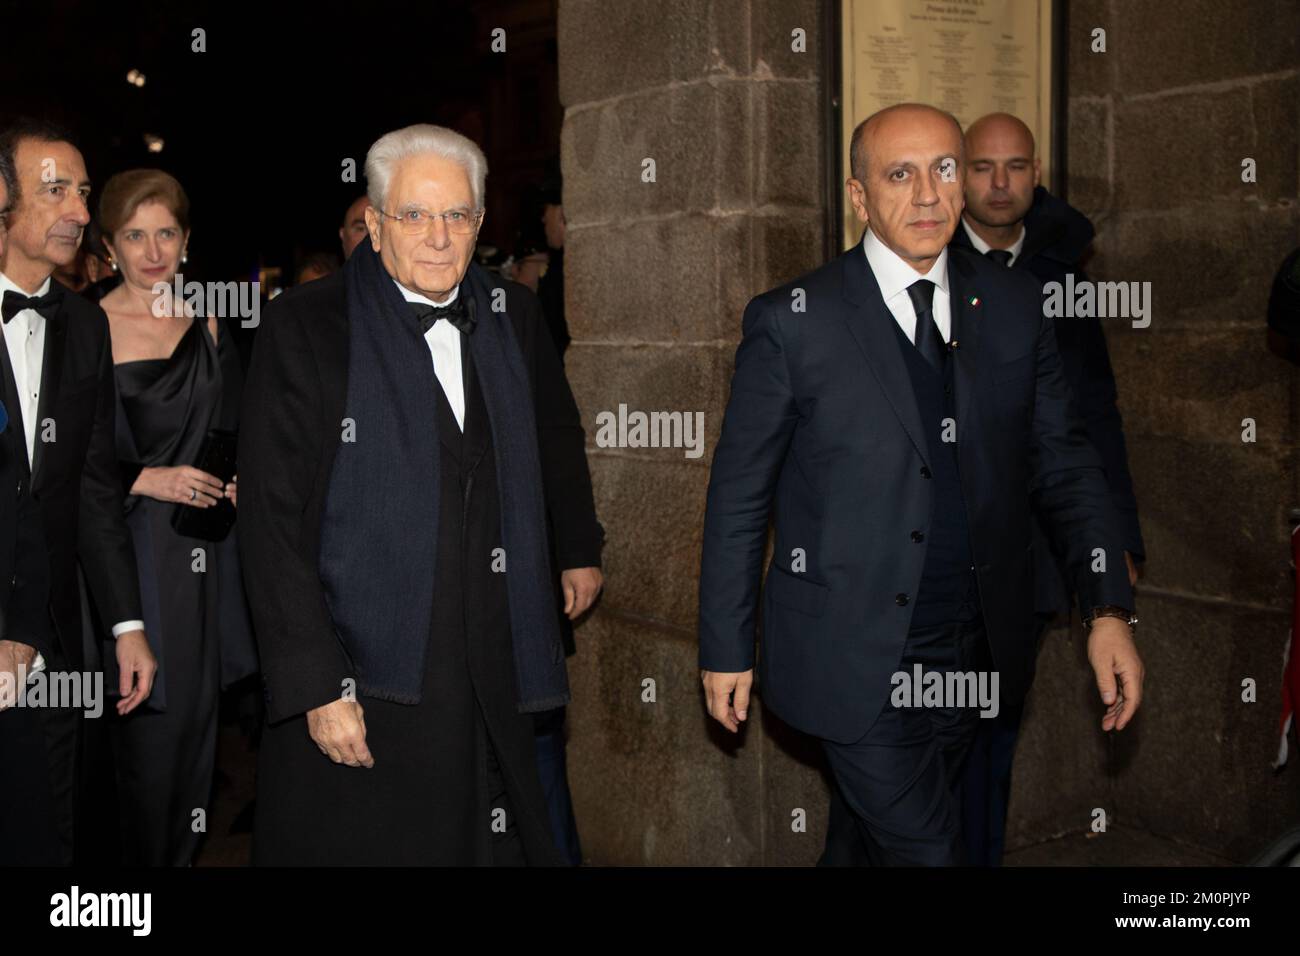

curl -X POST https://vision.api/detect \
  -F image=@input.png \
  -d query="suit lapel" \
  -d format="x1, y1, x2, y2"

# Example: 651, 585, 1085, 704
839, 242, 930, 469
0, 338, 31, 478
431, 358, 463, 464
946, 250, 984, 458
31, 300, 67, 485
459, 332, 490, 473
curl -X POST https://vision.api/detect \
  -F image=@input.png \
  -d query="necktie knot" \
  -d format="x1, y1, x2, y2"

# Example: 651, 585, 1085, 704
985, 248, 1013, 268
906, 278, 935, 317
408, 294, 475, 335
2, 287, 61, 323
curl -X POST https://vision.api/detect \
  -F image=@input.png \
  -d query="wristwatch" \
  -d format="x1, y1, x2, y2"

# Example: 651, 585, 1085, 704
1084, 605, 1138, 631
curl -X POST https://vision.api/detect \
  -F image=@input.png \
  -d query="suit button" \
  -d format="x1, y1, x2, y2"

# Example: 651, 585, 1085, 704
15, 480, 23, 497
944, 385, 952, 396
895, 593, 909, 606
911, 530, 924, 543
920, 466, 932, 479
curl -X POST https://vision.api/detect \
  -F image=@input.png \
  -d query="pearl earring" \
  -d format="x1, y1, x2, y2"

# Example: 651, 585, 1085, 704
181, 252, 188, 265
110, 260, 118, 272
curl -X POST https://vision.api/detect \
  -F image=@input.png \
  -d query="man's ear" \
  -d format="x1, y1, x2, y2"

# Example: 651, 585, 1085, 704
846, 178, 869, 224
363, 204, 382, 251
1033, 158, 1042, 188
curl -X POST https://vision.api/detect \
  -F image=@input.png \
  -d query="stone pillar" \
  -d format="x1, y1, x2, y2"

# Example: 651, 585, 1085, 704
558, 0, 827, 864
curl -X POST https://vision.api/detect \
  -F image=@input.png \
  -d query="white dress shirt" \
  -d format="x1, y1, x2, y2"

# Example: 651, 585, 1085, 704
0, 272, 50, 466
392, 279, 466, 431
862, 227, 952, 344
0, 270, 144, 647
960, 217, 1026, 267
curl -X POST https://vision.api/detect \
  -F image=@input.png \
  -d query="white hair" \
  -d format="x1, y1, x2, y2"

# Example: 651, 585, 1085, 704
364, 123, 487, 212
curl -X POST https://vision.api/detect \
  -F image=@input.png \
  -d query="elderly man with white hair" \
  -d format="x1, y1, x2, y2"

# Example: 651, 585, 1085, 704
239, 124, 603, 865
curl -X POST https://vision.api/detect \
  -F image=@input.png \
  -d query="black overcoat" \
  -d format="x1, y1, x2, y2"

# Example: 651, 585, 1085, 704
238, 269, 600, 865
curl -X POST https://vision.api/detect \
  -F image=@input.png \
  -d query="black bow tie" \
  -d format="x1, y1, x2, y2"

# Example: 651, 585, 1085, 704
409, 294, 475, 335
2, 287, 62, 323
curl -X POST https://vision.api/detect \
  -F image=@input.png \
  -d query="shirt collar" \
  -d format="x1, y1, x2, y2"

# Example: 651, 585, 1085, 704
960, 217, 1026, 264
0, 270, 53, 304
391, 277, 460, 309
862, 227, 949, 301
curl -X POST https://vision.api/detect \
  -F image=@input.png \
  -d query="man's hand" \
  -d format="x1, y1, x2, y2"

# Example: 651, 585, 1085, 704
1087, 618, 1144, 731
560, 567, 603, 620
306, 697, 374, 767
115, 630, 157, 715
0, 640, 36, 711
702, 669, 753, 733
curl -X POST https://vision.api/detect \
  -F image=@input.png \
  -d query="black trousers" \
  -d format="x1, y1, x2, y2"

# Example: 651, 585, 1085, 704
37, 645, 80, 866
819, 615, 994, 866
483, 702, 528, 867
0, 702, 60, 864
958, 613, 1051, 865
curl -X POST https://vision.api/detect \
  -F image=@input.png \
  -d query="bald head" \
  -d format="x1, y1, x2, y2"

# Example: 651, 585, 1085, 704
845, 103, 966, 272
962, 112, 1040, 237
849, 103, 963, 185
966, 112, 1036, 158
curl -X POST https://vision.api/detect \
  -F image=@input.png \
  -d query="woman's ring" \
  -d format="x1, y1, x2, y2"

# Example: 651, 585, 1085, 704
190, 489, 197, 501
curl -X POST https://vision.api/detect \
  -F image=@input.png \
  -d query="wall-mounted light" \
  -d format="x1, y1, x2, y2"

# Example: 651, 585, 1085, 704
126, 69, 146, 87
143, 134, 164, 153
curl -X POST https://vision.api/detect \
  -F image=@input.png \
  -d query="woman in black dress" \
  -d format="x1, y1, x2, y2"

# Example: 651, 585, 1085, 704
98, 169, 257, 865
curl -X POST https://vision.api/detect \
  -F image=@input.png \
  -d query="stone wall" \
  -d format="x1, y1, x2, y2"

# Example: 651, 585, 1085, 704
558, 0, 1300, 865
559, 0, 829, 864
1007, 0, 1300, 863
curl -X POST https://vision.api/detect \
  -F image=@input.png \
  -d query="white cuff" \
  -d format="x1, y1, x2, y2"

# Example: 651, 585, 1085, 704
111, 620, 146, 638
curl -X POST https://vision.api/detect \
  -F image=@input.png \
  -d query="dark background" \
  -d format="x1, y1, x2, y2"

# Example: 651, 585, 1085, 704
0, 0, 561, 288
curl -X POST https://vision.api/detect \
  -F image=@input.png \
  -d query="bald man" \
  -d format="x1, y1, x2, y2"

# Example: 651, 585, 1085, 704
699, 103, 1143, 865
953, 112, 1145, 865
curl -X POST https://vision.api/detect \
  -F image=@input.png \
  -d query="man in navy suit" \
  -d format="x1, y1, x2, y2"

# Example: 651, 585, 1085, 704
698, 103, 1144, 866
952, 112, 1145, 866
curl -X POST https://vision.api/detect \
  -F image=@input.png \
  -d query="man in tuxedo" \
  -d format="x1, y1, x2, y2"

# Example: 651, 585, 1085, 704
953, 111, 1145, 865
699, 103, 1144, 865
0, 154, 59, 865
0, 119, 156, 864
239, 124, 602, 865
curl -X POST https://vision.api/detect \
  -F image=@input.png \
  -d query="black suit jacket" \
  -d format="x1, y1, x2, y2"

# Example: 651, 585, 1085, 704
0, 396, 51, 656
698, 240, 1134, 744
952, 187, 1144, 616
238, 271, 602, 724
0, 384, 58, 864
0, 280, 141, 669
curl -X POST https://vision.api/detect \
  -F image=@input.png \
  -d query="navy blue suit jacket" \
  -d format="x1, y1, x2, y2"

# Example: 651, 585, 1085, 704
952, 189, 1144, 616
698, 238, 1134, 743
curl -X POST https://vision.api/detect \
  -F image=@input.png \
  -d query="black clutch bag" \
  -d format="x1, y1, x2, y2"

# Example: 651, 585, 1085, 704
170, 428, 238, 542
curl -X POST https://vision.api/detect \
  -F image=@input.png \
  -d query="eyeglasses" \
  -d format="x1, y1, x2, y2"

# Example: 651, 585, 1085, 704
376, 205, 482, 236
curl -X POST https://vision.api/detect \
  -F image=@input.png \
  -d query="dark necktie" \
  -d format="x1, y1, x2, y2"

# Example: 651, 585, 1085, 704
408, 294, 475, 336
985, 248, 1013, 268
905, 279, 945, 370
2, 287, 62, 323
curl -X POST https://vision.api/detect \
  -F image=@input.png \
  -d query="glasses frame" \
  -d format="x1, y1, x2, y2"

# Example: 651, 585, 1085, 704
375, 204, 484, 236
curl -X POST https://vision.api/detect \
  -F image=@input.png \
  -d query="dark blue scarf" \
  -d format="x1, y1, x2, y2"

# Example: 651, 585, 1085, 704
318, 241, 568, 712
